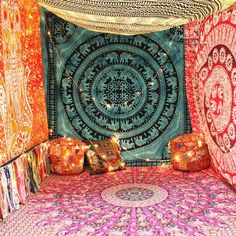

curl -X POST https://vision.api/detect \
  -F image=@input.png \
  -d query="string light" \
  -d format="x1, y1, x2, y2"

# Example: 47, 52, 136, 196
108, 166, 114, 172
106, 103, 111, 109
187, 151, 193, 157
197, 140, 203, 147
45, 24, 183, 165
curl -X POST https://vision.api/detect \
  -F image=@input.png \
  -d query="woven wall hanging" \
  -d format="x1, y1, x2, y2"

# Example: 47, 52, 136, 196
37, 0, 236, 35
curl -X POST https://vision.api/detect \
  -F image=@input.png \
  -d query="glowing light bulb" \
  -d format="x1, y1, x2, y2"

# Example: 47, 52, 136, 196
187, 151, 193, 157
108, 166, 114, 172
94, 144, 98, 148
112, 136, 119, 144
174, 155, 180, 161
146, 158, 150, 162
106, 103, 111, 109
47, 31, 51, 36
197, 140, 203, 147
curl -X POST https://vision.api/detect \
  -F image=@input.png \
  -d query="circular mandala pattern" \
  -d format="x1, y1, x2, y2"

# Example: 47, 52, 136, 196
208, 56, 213, 70
61, 34, 179, 150
51, 16, 76, 44
200, 45, 236, 153
115, 187, 154, 201
219, 47, 226, 64
101, 183, 168, 207
164, 26, 184, 43
11, 167, 236, 236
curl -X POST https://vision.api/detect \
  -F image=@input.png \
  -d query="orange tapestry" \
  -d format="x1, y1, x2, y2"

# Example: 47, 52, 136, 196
0, 0, 48, 166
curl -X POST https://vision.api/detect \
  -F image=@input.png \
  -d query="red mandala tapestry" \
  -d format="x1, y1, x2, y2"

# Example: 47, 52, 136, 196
0, 0, 48, 166
185, 21, 202, 133
191, 7, 236, 187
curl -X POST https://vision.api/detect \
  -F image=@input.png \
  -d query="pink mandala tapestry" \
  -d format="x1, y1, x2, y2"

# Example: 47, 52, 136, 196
0, 0, 48, 165
0, 167, 236, 235
190, 7, 236, 187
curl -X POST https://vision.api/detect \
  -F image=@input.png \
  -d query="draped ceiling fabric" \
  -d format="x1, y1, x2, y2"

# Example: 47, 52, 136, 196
186, 7, 236, 187
37, 0, 236, 35
41, 10, 191, 164
0, 0, 48, 166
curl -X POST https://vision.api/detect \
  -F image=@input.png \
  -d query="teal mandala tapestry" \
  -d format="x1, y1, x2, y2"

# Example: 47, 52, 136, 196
41, 10, 191, 165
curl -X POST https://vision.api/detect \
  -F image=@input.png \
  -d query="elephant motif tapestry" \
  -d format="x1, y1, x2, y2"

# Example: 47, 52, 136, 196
41, 10, 191, 164
0, 0, 48, 166
185, 7, 236, 187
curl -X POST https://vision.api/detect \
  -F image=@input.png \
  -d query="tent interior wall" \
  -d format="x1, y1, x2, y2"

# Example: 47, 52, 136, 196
0, 0, 236, 235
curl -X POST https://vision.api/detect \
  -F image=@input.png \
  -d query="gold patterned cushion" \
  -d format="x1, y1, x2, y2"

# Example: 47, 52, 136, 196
85, 138, 125, 175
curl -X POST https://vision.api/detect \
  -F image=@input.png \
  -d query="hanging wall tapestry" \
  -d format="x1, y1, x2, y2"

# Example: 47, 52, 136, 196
41, 10, 191, 164
0, 0, 48, 166
186, 7, 236, 187
185, 21, 202, 133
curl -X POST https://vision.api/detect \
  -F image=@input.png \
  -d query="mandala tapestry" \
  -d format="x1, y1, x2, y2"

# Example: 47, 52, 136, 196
191, 7, 236, 187
0, 0, 48, 166
185, 21, 202, 133
1, 167, 236, 235
41, 10, 191, 164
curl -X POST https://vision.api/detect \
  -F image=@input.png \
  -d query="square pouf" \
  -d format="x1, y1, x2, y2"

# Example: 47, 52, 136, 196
49, 137, 85, 175
169, 133, 210, 172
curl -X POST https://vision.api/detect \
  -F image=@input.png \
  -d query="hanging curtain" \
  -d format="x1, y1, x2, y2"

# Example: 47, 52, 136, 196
37, 0, 235, 35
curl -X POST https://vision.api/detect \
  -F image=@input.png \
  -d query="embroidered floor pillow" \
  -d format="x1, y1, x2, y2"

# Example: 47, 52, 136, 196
49, 137, 85, 175
169, 133, 210, 172
85, 138, 125, 175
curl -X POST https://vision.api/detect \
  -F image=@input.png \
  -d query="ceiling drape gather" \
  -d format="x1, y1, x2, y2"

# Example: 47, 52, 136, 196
37, 0, 236, 35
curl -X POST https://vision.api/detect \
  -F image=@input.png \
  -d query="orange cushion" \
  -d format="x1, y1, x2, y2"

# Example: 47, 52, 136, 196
169, 133, 210, 172
85, 138, 125, 175
49, 137, 85, 175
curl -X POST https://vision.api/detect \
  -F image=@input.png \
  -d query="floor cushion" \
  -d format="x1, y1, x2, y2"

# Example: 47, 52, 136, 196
169, 133, 210, 171
49, 137, 85, 175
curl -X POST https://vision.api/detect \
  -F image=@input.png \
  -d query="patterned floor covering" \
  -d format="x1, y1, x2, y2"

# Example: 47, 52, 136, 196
0, 166, 236, 236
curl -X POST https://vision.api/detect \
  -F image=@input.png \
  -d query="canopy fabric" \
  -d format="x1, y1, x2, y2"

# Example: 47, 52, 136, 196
37, 0, 236, 35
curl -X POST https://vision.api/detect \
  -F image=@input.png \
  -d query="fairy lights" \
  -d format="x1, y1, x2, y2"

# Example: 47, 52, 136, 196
45, 24, 184, 165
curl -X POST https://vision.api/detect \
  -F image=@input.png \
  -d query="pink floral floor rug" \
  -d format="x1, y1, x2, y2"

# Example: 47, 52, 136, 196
0, 166, 236, 236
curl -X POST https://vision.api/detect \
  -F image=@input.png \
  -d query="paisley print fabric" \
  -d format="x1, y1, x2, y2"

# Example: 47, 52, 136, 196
41, 10, 191, 164
13, 160, 27, 205
185, 21, 202, 133
0, 142, 49, 220
3, 166, 20, 212
189, 7, 236, 187
0, 169, 10, 220
0, 0, 48, 166
0, 167, 236, 235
